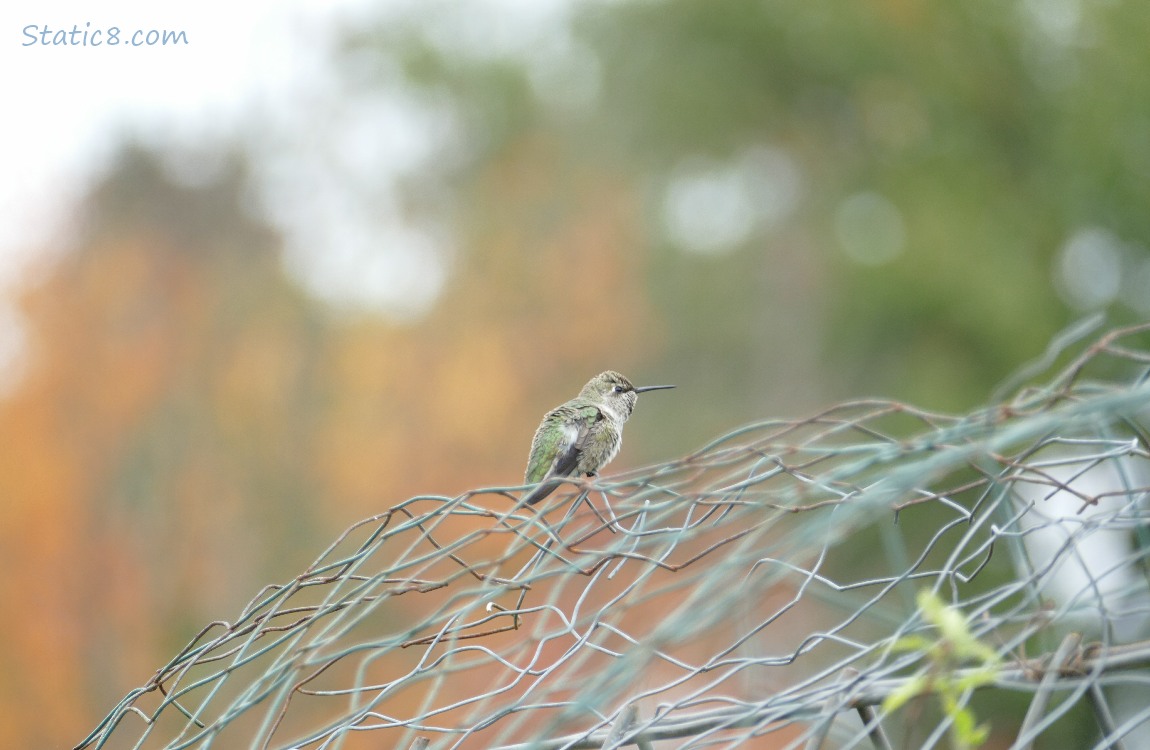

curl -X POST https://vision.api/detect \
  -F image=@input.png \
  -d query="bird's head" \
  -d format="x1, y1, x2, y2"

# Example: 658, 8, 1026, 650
581, 371, 675, 420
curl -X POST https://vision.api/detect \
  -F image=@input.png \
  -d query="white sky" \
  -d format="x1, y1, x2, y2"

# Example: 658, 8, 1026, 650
0, 0, 394, 386
0, 0, 490, 396
3, 0, 316, 260
0, 0, 585, 339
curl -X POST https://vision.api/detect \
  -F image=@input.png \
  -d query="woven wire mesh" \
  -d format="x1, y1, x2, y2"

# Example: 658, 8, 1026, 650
77, 323, 1150, 750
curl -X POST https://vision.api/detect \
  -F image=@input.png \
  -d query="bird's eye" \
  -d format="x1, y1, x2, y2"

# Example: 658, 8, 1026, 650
613, 384, 626, 393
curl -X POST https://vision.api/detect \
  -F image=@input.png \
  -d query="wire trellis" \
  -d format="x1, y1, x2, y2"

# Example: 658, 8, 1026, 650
77, 323, 1150, 750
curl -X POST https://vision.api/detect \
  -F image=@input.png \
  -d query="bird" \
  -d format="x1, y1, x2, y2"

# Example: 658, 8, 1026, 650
522, 371, 674, 507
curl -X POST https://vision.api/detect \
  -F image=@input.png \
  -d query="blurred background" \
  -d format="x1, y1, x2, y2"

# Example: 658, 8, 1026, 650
3, 0, 1150, 746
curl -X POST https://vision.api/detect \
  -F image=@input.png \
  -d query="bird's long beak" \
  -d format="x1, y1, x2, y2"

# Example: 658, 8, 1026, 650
634, 384, 675, 393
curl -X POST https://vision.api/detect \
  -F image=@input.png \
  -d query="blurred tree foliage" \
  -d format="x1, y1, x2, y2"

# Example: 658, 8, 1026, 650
0, 149, 325, 747
347, 0, 1150, 425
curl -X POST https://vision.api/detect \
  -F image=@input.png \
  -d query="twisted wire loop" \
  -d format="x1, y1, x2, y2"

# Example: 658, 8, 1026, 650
77, 324, 1150, 750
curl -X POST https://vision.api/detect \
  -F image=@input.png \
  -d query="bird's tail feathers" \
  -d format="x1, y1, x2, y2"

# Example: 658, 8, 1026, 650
523, 478, 563, 507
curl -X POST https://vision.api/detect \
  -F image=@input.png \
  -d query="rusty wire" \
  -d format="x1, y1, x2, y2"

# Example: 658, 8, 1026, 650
77, 323, 1150, 749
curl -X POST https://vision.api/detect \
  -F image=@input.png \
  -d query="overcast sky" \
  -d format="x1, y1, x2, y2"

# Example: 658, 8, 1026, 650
2, 0, 590, 341
3, 0, 359, 263
0, 1, 373, 387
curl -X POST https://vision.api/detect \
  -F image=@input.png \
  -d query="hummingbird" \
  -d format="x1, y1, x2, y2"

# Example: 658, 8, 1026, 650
522, 371, 674, 507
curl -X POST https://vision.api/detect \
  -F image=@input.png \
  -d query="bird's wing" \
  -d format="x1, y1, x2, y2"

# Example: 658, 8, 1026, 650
523, 405, 601, 505
526, 404, 601, 483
